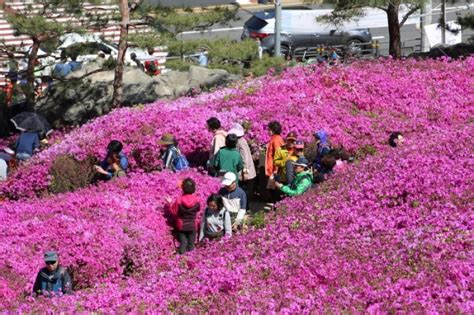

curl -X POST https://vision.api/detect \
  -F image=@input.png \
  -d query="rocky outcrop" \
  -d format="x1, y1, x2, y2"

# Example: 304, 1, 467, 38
35, 64, 239, 128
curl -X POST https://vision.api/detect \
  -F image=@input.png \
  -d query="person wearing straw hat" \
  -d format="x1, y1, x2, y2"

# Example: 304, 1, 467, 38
158, 133, 180, 171
32, 251, 72, 296
275, 157, 313, 197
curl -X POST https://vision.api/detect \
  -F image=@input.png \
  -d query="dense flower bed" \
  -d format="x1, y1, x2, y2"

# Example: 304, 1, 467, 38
0, 170, 220, 308
2, 57, 473, 199
4, 124, 472, 312
0, 57, 472, 312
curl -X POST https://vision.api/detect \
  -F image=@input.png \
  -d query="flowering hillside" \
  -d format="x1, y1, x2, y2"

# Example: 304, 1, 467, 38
2, 124, 472, 312
0, 57, 473, 312
0, 170, 220, 308
1, 57, 473, 199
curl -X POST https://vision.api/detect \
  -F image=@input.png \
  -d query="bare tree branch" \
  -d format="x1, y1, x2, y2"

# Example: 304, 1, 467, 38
400, 5, 420, 27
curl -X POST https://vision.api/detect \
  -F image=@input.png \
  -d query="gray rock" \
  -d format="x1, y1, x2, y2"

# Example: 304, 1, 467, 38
35, 65, 240, 128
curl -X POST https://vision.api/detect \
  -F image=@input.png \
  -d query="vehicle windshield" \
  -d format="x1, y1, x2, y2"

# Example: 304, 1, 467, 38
244, 16, 268, 31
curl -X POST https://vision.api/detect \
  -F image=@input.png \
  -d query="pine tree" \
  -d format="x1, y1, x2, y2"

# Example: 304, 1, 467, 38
319, 0, 424, 58
110, 1, 238, 108
4, 0, 102, 109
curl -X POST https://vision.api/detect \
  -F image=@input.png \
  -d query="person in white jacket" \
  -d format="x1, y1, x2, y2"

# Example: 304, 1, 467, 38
219, 172, 247, 229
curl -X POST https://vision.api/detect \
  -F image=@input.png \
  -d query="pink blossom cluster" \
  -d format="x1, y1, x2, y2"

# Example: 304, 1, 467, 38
0, 169, 220, 309
2, 57, 473, 199
0, 57, 472, 312
4, 123, 472, 313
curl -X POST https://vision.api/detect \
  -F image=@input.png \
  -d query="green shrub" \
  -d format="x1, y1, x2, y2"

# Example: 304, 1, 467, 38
355, 144, 377, 159
249, 210, 266, 229
165, 38, 289, 78
49, 154, 97, 194
102, 57, 117, 70
248, 55, 287, 77
208, 39, 258, 66
166, 59, 193, 72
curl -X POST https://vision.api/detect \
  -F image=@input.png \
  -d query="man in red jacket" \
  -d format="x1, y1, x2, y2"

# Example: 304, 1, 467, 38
166, 178, 201, 254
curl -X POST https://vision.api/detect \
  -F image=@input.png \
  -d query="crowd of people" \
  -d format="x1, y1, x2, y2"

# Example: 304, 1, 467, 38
88, 118, 361, 254
0, 130, 45, 181
11, 117, 404, 296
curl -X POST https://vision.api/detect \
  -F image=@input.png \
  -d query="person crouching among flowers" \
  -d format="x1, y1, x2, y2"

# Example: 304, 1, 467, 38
275, 157, 313, 197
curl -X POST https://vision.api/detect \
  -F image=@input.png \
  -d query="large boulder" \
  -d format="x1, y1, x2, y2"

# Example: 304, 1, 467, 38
35, 65, 239, 128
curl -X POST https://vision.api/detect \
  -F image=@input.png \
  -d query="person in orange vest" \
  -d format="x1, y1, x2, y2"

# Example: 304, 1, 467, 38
143, 47, 160, 76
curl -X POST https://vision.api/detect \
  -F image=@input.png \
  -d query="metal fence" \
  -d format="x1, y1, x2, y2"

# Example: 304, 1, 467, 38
290, 41, 377, 62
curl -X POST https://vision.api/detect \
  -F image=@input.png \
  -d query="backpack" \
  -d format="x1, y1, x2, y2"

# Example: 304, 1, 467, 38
173, 148, 189, 171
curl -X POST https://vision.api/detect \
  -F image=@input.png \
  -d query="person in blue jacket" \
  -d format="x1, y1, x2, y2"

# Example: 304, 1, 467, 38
15, 131, 39, 161
94, 140, 129, 180
313, 130, 331, 171
32, 251, 72, 296
68, 54, 82, 72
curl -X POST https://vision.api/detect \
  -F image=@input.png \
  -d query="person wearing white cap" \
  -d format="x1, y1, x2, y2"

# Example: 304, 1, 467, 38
228, 123, 256, 208
219, 172, 247, 228
275, 157, 313, 197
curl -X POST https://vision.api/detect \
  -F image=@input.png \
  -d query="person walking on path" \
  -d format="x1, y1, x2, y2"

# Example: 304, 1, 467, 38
166, 178, 201, 255
32, 251, 72, 296
53, 52, 72, 78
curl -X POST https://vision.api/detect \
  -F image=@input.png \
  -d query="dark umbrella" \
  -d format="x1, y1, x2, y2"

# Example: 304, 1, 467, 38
10, 112, 52, 138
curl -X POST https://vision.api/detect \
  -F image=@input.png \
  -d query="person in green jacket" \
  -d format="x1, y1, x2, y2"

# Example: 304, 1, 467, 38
213, 134, 243, 183
275, 157, 313, 197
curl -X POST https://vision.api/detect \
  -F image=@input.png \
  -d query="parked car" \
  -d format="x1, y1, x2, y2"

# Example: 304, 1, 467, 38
242, 9, 372, 56
26, 33, 167, 75
57, 33, 153, 65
